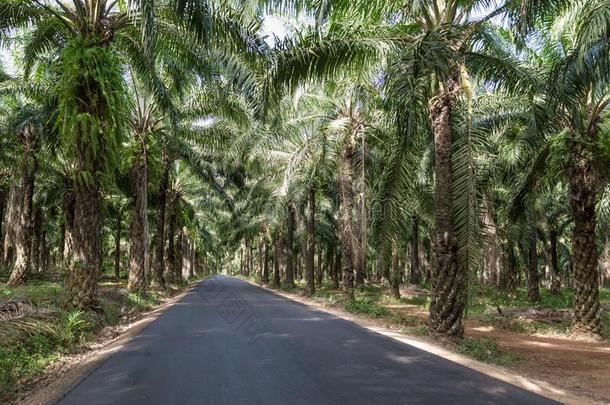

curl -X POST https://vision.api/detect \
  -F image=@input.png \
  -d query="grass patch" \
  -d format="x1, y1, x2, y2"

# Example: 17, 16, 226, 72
467, 286, 576, 317
0, 281, 174, 399
126, 292, 159, 311
457, 337, 519, 365
0, 307, 98, 398
600, 288, 610, 304
0, 282, 64, 308
344, 297, 390, 318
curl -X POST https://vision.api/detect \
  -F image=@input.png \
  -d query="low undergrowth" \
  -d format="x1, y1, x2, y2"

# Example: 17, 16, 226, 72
344, 297, 391, 318
0, 279, 187, 400
456, 337, 520, 365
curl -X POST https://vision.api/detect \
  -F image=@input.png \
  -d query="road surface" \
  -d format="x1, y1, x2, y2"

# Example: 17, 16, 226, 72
57, 275, 557, 405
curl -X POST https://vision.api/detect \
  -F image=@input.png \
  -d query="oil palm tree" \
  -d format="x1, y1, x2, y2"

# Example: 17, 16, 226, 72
270, 0, 535, 337
0, 0, 265, 307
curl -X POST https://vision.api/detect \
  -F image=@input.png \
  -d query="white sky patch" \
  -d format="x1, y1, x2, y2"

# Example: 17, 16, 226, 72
193, 116, 215, 128
260, 15, 289, 47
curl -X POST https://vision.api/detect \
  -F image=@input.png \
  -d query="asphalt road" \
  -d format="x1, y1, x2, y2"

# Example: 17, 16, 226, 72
57, 275, 558, 405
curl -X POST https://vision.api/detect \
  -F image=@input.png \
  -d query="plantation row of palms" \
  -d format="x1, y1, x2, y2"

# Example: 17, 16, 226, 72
0, 0, 609, 342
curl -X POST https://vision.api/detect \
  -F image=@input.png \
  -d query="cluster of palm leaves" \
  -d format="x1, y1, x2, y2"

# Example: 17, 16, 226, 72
1, 0, 609, 341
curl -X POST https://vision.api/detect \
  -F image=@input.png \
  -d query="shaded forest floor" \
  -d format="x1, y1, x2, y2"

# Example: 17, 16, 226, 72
0, 273, 204, 403
243, 275, 610, 403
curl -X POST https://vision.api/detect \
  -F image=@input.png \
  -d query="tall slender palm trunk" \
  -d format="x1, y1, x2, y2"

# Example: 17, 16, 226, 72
339, 137, 356, 300
390, 242, 401, 299
9, 125, 37, 286
527, 233, 540, 302
285, 203, 295, 288
114, 211, 121, 281
3, 184, 20, 266
316, 248, 323, 287
305, 187, 315, 295
63, 192, 75, 268
153, 155, 169, 288
262, 238, 269, 283
427, 75, 466, 338
166, 191, 178, 283
549, 227, 561, 294
332, 248, 341, 289
409, 216, 420, 284
503, 240, 518, 296
273, 238, 281, 287
568, 133, 601, 338
128, 143, 148, 293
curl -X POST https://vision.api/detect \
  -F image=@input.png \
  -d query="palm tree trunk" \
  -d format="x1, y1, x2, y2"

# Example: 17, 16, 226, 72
152, 154, 169, 288
316, 246, 323, 287
502, 240, 518, 296
333, 248, 341, 289
128, 144, 148, 293
273, 238, 281, 287
114, 211, 121, 282
427, 75, 466, 338
355, 192, 366, 288
409, 216, 421, 284
339, 137, 356, 300
63, 193, 75, 268
305, 187, 315, 295
58, 215, 66, 267
3, 183, 20, 266
285, 203, 296, 288
182, 235, 190, 280
527, 233, 540, 302
175, 228, 183, 283
9, 126, 37, 286
31, 207, 42, 273
390, 242, 401, 299
262, 238, 269, 283
246, 239, 252, 277
568, 134, 601, 338
166, 192, 177, 283
549, 228, 561, 294
68, 180, 102, 308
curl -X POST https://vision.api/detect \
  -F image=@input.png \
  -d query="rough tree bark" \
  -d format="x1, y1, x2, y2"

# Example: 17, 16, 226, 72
409, 216, 421, 284
152, 153, 169, 288
2, 183, 20, 266
390, 242, 401, 299
63, 192, 75, 268
68, 179, 102, 309
549, 227, 561, 294
502, 240, 517, 297
527, 234, 540, 302
273, 238, 281, 287
175, 228, 183, 283
427, 74, 466, 338
305, 187, 315, 296
166, 191, 178, 283
568, 130, 601, 338
333, 248, 341, 289
114, 211, 121, 282
128, 141, 148, 293
285, 203, 295, 288
262, 237, 269, 283
338, 134, 356, 301
9, 125, 38, 286
316, 247, 323, 287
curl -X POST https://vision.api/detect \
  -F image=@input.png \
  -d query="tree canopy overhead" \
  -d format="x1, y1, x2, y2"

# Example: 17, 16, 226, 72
0, 0, 609, 346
